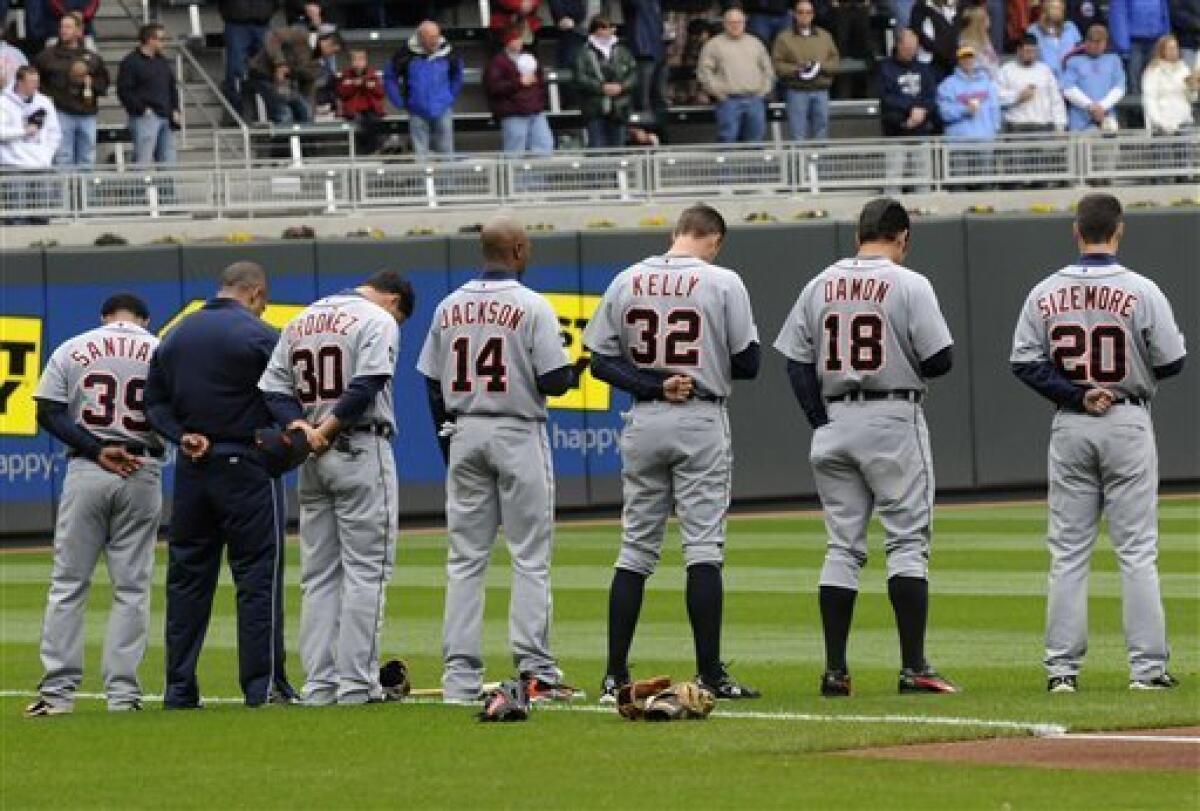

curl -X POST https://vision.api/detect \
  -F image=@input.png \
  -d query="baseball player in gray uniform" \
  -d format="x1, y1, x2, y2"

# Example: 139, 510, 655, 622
26, 294, 163, 717
258, 270, 414, 705
774, 198, 958, 698
417, 215, 577, 703
583, 204, 762, 703
1010, 193, 1187, 693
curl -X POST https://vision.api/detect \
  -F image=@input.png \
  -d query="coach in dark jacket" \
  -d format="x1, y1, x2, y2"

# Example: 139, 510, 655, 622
146, 262, 296, 710
218, 0, 278, 114
879, 28, 938, 135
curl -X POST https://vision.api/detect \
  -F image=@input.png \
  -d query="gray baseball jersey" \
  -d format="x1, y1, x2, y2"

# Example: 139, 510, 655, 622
1009, 259, 1186, 683
416, 278, 570, 420
32, 320, 162, 712
417, 277, 569, 699
582, 254, 759, 398
1010, 262, 1186, 397
773, 256, 952, 396
259, 292, 400, 432
34, 321, 162, 451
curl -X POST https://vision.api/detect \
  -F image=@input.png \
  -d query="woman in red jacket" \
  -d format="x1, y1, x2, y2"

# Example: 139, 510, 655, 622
485, 27, 555, 154
336, 48, 386, 155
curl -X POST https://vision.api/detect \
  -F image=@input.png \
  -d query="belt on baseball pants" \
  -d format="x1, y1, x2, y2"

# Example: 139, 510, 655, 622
1111, 396, 1148, 406
71, 441, 164, 459
633, 392, 726, 404
825, 389, 923, 404
348, 423, 394, 439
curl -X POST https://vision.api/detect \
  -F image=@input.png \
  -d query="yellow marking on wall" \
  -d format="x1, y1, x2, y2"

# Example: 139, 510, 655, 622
158, 301, 308, 336
543, 293, 609, 412
0, 317, 43, 436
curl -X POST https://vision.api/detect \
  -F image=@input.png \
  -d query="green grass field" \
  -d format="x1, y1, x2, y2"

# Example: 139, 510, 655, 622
1, 498, 1197, 809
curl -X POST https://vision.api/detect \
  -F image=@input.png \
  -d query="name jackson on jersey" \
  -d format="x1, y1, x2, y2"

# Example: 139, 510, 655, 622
437, 299, 526, 331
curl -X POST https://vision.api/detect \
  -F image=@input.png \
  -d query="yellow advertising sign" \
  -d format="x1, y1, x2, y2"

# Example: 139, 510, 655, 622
0, 316, 42, 436
544, 293, 609, 412
158, 301, 307, 335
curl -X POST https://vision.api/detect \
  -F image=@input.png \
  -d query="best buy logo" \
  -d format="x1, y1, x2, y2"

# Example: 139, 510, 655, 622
0, 317, 42, 437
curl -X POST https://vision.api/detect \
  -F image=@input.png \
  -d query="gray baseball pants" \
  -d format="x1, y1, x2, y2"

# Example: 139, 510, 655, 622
298, 433, 398, 705
1045, 406, 1169, 681
615, 399, 732, 576
810, 401, 935, 590
442, 416, 558, 701
37, 457, 162, 711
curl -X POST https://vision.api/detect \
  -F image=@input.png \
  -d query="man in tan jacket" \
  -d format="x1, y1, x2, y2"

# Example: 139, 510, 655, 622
772, 0, 839, 139
698, 7, 775, 142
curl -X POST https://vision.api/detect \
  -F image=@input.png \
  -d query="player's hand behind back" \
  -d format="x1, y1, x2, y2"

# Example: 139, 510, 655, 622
97, 447, 143, 478
1083, 387, 1114, 416
180, 433, 211, 460
663, 375, 694, 403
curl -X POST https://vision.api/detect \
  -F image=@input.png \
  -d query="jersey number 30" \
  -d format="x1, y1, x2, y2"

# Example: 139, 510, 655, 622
293, 347, 346, 403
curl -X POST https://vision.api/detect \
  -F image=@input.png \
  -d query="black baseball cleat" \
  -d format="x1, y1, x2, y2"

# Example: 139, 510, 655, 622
110, 700, 145, 712
898, 666, 960, 695
697, 665, 761, 700
1129, 673, 1179, 691
820, 669, 852, 698
270, 681, 302, 706
599, 674, 628, 706
23, 699, 71, 718
1047, 675, 1078, 694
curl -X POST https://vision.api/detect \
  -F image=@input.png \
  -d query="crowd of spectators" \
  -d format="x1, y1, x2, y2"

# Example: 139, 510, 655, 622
0, 0, 1197, 178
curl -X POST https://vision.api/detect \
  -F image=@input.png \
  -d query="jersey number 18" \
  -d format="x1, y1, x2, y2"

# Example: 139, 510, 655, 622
824, 313, 884, 372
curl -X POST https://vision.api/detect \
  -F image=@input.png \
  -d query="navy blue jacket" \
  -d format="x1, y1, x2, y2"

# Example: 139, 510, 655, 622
145, 298, 278, 445
621, 0, 666, 61
879, 56, 938, 135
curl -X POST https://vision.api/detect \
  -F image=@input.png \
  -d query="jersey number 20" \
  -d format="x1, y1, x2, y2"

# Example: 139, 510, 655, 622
1050, 324, 1127, 383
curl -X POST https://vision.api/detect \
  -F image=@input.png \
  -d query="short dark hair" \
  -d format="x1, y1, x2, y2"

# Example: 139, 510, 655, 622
364, 270, 416, 317
675, 203, 727, 240
101, 293, 150, 320
139, 23, 165, 44
14, 65, 38, 83
318, 31, 344, 50
1075, 193, 1122, 243
588, 15, 614, 33
857, 197, 910, 243
219, 260, 268, 291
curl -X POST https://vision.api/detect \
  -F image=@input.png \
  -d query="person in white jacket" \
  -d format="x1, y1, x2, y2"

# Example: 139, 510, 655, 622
1141, 34, 1198, 134
1, 66, 63, 224
999, 34, 1069, 132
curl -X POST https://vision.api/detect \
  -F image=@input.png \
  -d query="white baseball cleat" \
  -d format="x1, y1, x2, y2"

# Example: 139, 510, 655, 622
1047, 675, 1078, 694
1128, 673, 1179, 691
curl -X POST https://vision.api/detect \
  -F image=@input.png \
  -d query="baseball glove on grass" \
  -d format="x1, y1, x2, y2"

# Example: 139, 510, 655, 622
379, 659, 411, 701
478, 680, 530, 722
618, 677, 714, 721
254, 428, 311, 477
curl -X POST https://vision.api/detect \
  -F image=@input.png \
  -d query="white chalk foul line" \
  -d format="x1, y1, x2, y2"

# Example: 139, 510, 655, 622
0, 690, 1066, 736
1053, 733, 1200, 745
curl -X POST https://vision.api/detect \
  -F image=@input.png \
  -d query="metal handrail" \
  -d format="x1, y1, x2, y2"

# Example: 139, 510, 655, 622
175, 44, 251, 167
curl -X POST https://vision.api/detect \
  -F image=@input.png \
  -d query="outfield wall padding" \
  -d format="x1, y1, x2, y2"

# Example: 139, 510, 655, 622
1, 210, 1196, 536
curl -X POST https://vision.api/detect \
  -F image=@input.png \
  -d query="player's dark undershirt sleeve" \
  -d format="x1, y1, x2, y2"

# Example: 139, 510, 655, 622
536, 364, 575, 397
785, 359, 829, 429
1153, 357, 1185, 380
144, 351, 185, 444
1011, 361, 1088, 410
919, 346, 953, 378
35, 399, 103, 460
263, 392, 306, 427
331, 374, 390, 424
730, 341, 761, 380
423, 375, 452, 461
590, 353, 670, 400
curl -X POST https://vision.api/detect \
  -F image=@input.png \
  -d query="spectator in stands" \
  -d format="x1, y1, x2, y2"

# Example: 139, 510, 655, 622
117, 23, 179, 166
385, 21, 462, 156
999, 33, 1068, 130
1062, 24, 1125, 131
285, 0, 325, 31
665, 6, 718, 104
1, 32, 28, 91
485, 26, 554, 155
1028, 0, 1082, 81
247, 26, 316, 124
489, 0, 542, 48
880, 28, 938, 136
936, 44, 1002, 137
549, 0, 587, 70
958, 4, 1001, 77
772, 0, 839, 140
1067, 0, 1104, 34
218, 0, 277, 117
48, 0, 100, 40
743, 0, 794, 47
336, 47, 384, 153
1142, 33, 1197, 132
312, 31, 343, 115
1172, 0, 1200, 65
35, 12, 107, 167
698, 7, 775, 143
1109, 0, 1171, 94
827, 0, 875, 100
622, 0, 668, 129
1, 65, 62, 223
910, 0, 959, 80
575, 16, 636, 148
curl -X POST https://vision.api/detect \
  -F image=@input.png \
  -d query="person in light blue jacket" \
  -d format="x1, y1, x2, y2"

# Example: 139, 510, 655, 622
1108, 0, 1171, 92
936, 45, 1002, 138
1061, 24, 1126, 131
1027, 0, 1082, 81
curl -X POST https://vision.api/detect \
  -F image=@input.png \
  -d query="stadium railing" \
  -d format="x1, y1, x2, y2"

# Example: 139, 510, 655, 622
1, 132, 1195, 221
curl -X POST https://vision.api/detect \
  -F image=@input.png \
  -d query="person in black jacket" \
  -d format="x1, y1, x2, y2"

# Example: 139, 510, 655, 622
880, 28, 937, 135
219, 0, 278, 116
1171, 0, 1200, 63
549, 0, 587, 69
744, 0, 795, 47
909, 0, 959, 80
116, 24, 179, 165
